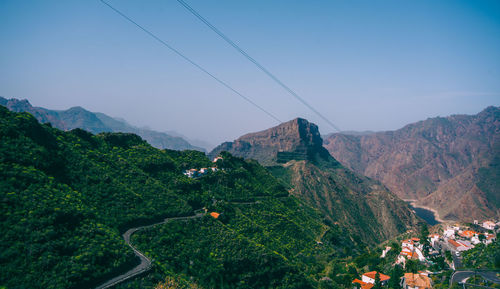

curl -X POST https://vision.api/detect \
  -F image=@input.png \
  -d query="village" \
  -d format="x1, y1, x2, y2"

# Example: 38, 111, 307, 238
352, 220, 499, 289
183, 156, 223, 178
183, 155, 499, 289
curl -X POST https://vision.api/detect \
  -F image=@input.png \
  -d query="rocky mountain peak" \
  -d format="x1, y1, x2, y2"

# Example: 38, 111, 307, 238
238, 117, 322, 149
1, 97, 33, 112
209, 118, 331, 166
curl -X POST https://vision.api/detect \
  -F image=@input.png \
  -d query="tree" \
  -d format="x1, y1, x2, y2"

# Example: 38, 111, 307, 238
373, 272, 382, 289
405, 259, 420, 274
388, 265, 403, 289
445, 251, 452, 263
419, 224, 430, 255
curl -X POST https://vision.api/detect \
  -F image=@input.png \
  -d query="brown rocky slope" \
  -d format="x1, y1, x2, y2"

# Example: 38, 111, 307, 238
210, 118, 419, 245
323, 106, 500, 222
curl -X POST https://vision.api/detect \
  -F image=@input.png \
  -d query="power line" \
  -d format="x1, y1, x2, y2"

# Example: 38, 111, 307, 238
100, 0, 281, 123
176, 0, 341, 132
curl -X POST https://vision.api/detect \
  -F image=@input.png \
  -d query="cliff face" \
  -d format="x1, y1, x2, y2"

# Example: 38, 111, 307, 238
323, 106, 500, 221
210, 118, 332, 166
210, 118, 419, 244
0, 96, 203, 151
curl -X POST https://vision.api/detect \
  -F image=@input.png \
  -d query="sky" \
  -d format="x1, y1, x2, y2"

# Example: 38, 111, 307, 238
1, 0, 499, 148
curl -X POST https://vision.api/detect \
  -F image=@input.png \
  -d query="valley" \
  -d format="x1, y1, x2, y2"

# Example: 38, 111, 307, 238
324, 107, 500, 222
0, 104, 498, 289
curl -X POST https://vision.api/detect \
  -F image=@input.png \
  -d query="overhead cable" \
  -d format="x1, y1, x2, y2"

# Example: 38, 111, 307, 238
100, 0, 282, 123
176, 0, 341, 132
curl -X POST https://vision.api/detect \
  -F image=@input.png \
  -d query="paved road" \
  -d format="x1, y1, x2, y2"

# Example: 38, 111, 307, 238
450, 270, 500, 288
93, 196, 289, 288
94, 213, 204, 289
452, 253, 463, 269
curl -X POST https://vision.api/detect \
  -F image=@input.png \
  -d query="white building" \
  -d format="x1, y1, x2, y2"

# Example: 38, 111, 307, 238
183, 169, 198, 178
428, 234, 440, 246
402, 238, 420, 250
443, 227, 456, 239
482, 221, 496, 230
448, 239, 474, 252
361, 271, 390, 285
381, 246, 392, 258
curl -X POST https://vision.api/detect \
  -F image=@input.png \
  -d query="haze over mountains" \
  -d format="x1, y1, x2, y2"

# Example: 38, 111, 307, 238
324, 106, 500, 222
0, 96, 204, 152
1, 94, 499, 288
4, 96, 497, 223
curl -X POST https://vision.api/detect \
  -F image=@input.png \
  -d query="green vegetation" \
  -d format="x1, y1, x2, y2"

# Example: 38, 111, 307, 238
462, 239, 500, 269
0, 107, 206, 288
0, 107, 359, 288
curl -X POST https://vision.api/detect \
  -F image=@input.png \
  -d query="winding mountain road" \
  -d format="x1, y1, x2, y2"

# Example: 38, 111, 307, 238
449, 270, 500, 288
94, 196, 287, 288
94, 213, 204, 289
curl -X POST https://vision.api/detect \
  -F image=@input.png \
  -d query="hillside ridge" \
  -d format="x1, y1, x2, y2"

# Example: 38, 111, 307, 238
209, 117, 420, 244
323, 106, 500, 221
0, 96, 204, 151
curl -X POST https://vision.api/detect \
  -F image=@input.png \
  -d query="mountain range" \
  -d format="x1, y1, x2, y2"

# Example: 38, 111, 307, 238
0, 105, 412, 289
0, 96, 204, 152
210, 118, 420, 244
323, 106, 500, 222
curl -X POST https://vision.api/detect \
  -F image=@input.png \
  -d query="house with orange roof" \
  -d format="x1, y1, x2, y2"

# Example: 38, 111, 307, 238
212, 156, 223, 162
448, 239, 473, 252
484, 233, 496, 245
361, 271, 390, 286
458, 230, 478, 239
401, 273, 432, 289
402, 239, 415, 250
183, 168, 199, 178
402, 238, 423, 252
400, 247, 415, 259
210, 212, 220, 219
352, 279, 374, 289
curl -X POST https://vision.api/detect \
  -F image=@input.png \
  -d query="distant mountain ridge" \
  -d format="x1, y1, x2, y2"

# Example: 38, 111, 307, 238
210, 118, 419, 244
0, 96, 204, 151
323, 106, 500, 221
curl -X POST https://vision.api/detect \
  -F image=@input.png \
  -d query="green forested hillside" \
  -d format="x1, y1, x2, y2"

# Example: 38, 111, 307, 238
0, 107, 358, 289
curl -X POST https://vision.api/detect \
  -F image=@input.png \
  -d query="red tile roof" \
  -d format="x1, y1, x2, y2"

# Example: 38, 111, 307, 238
403, 273, 432, 289
459, 230, 477, 238
352, 279, 374, 289
363, 271, 390, 282
448, 239, 461, 248
210, 212, 220, 219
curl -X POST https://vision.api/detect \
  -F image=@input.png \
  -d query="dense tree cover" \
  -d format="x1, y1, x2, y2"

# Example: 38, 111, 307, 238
462, 239, 500, 269
131, 217, 314, 289
0, 107, 359, 288
126, 154, 356, 288
0, 107, 202, 288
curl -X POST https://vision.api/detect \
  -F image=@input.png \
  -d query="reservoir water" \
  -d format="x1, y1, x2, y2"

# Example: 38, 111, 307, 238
408, 203, 440, 226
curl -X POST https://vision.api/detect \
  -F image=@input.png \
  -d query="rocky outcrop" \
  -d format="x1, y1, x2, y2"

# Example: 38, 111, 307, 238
0, 96, 203, 151
210, 118, 333, 166
210, 118, 419, 244
323, 106, 500, 221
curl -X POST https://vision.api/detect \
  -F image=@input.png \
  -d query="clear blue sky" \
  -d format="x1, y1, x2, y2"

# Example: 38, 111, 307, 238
1, 0, 499, 147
